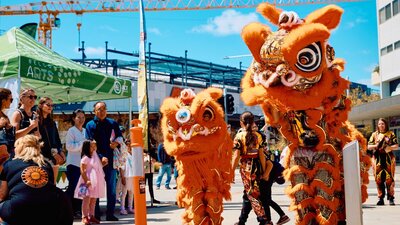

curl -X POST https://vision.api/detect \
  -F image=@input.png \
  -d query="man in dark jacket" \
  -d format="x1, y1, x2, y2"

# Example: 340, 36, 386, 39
86, 101, 122, 221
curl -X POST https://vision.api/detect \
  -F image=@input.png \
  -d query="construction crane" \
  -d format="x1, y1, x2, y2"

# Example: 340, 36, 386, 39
0, 0, 362, 48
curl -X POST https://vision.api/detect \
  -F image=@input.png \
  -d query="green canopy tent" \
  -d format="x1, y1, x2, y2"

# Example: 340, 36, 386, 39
0, 28, 132, 111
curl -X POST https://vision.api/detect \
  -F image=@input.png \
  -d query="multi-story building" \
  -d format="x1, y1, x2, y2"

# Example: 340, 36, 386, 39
350, 0, 400, 161
374, 0, 400, 97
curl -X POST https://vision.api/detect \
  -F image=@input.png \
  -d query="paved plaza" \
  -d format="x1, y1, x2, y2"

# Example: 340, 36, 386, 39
70, 166, 400, 225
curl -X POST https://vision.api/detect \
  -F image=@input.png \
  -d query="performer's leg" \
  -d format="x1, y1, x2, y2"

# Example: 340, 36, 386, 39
259, 179, 272, 221
377, 171, 386, 204
237, 191, 252, 224
388, 153, 396, 204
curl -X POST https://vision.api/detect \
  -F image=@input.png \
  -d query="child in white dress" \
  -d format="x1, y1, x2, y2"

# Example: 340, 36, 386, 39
74, 140, 106, 225
120, 146, 135, 214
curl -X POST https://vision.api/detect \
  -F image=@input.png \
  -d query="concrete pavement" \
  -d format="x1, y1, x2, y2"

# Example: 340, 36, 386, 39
70, 166, 400, 225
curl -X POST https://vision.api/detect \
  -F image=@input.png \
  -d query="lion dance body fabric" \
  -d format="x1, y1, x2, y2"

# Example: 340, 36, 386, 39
160, 88, 233, 225
240, 3, 371, 225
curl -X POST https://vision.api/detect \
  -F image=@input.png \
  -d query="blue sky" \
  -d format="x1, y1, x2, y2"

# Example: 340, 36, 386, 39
1, 0, 378, 87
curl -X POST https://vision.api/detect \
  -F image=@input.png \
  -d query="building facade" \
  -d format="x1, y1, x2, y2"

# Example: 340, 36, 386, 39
350, 1, 400, 162
374, 0, 400, 97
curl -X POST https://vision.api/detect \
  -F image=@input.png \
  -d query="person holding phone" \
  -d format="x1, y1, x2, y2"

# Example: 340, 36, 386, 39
11, 88, 40, 140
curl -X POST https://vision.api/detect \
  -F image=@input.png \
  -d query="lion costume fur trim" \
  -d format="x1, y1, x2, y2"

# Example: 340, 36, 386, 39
240, 3, 371, 224
160, 87, 233, 225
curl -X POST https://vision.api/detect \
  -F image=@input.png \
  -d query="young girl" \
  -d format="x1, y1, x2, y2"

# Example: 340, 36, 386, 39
119, 144, 134, 215
74, 140, 106, 225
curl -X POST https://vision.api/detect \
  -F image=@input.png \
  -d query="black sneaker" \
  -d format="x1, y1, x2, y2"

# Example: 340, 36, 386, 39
165, 185, 171, 190
152, 199, 161, 204
277, 215, 290, 225
377, 198, 384, 205
106, 215, 119, 221
234, 221, 245, 225
389, 198, 395, 206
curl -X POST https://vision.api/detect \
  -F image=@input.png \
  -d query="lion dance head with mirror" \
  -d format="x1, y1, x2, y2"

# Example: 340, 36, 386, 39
160, 88, 233, 225
240, 3, 371, 225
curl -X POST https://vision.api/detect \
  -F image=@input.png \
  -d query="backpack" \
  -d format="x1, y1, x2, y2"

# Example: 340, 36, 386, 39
0, 126, 15, 154
271, 160, 285, 185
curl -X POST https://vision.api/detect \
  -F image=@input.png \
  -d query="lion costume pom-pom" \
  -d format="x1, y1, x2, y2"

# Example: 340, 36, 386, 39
160, 88, 233, 225
240, 3, 371, 225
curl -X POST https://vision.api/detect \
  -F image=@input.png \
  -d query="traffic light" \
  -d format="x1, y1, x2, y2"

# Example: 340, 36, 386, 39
217, 96, 225, 109
226, 94, 235, 114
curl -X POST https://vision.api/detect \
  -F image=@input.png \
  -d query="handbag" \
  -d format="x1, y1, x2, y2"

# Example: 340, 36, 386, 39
44, 125, 65, 165
112, 137, 128, 169
113, 147, 122, 169
77, 183, 89, 198
272, 161, 285, 185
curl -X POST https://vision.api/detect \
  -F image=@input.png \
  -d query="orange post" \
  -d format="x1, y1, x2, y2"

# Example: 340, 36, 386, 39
130, 119, 147, 225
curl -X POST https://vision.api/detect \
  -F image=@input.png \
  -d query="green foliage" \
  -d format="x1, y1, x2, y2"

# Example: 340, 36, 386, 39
348, 87, 380, 107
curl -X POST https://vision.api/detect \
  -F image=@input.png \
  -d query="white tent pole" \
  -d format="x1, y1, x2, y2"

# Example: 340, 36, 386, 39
129, 97, 132, 130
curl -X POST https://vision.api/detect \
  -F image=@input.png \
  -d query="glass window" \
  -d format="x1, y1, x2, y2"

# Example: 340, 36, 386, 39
395, 40, 400, 49
388, 44, 393, 53
386, 4, 392, 20
394, 0, 399, 16
381, 47, 387, 56
379, 8, 386, 23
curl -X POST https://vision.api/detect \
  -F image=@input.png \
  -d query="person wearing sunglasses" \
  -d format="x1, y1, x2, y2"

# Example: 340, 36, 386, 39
36, 97, 65, 183
11, 88, 40, 140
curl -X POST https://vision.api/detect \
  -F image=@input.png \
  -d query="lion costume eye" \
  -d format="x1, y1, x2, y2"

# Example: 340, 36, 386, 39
202, 107, 215, 122
295, 42, 322, 72
176, 108, 191, 124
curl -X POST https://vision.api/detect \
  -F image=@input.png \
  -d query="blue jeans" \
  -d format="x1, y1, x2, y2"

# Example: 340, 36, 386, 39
66, 164, 82, 213
174, 167, 178, 180
156, 164, 172, 187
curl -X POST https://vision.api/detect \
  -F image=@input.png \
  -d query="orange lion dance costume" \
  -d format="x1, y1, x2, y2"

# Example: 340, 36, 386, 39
240, 3, 371, 225
160, 88, 233, 225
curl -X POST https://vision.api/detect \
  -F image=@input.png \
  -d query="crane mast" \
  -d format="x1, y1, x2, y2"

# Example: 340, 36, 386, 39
0, 0, 362, 48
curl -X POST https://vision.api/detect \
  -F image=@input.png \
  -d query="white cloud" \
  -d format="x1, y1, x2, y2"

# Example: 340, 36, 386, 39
73, 46, 105, 57
99, 25, 118, 32
86, 47, 105, 56
346, 17, 367, 29
191, 10, 259, 36
148, 27, 161, 35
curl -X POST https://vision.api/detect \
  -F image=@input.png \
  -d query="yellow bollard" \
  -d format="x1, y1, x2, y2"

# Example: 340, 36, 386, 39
130, 119, 147, 225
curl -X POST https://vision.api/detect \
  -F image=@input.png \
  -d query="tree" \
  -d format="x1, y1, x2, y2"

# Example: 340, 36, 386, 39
348, 87, 380, 107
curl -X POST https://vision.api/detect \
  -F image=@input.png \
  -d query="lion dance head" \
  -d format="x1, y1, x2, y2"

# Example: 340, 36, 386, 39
240, 3, 371, 224
161, 87, 233, 225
